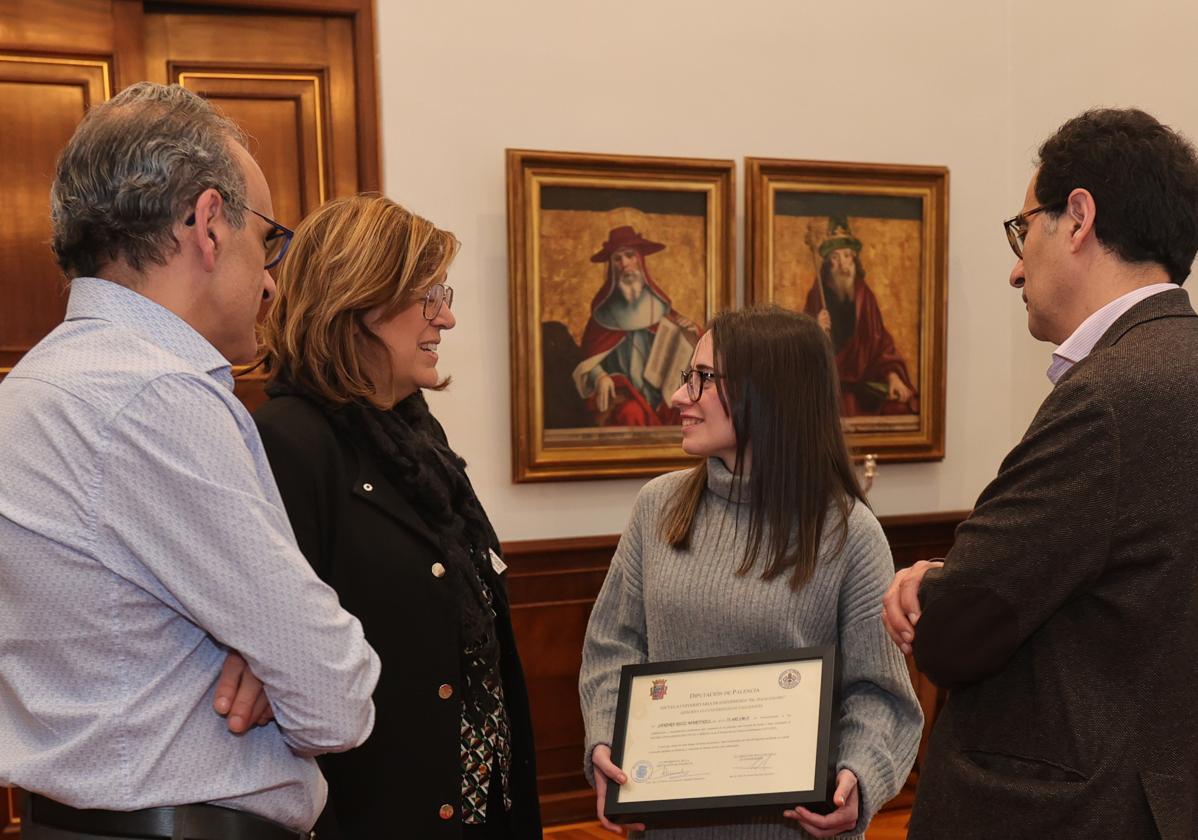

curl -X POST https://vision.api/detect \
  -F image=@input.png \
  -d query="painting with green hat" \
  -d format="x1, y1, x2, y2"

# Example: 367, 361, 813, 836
746, 157, 948, 462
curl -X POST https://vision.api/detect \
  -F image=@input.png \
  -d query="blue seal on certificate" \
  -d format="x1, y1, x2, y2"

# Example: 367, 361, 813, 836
778, 668, 802, 689
632, 760, 654, 782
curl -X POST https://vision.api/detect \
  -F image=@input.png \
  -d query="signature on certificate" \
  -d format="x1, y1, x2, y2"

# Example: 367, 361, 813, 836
732, 752, 775, 771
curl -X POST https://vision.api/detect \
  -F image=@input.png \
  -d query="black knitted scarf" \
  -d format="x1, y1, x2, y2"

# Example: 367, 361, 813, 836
267, 380, 502, 721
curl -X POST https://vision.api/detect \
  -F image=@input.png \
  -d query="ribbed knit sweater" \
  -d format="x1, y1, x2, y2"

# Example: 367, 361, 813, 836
580, 459, 922, 839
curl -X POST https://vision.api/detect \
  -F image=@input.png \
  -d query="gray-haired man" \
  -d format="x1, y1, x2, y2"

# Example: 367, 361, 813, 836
0, 83, 380, 839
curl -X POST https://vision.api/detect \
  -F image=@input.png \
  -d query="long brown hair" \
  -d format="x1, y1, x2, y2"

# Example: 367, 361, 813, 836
259, 193, 459, 404
661, 305, 866, 590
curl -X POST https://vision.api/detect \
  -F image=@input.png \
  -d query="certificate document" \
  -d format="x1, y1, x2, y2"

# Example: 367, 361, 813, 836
606, 647, 837, 821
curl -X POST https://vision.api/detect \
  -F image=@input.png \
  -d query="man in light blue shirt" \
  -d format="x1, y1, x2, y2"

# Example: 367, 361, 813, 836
0, 83, 380, 839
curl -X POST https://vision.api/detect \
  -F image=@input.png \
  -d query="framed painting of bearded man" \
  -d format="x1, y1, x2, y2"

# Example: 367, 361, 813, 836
745, 157, 949, 462
507, 149, 735, 482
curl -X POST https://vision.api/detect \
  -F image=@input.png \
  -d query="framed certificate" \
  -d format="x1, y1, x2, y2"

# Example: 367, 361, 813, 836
605, 647, 838, 823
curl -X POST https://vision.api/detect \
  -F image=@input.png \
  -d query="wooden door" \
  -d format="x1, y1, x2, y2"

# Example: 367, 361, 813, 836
0, 0, 379, 830
140, 5, 375, 408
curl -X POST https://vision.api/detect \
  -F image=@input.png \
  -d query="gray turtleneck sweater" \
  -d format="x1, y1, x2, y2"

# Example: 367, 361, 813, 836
580, 459, 922, 839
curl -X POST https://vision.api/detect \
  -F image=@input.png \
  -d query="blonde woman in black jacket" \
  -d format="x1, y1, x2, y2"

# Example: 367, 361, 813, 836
255, 193, 541, 840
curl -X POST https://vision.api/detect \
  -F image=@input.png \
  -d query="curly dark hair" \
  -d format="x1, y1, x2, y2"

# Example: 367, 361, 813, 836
1035, 108, 1198, 284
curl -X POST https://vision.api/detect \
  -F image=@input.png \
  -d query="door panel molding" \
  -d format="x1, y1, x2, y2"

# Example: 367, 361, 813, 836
0, 53, 112, 374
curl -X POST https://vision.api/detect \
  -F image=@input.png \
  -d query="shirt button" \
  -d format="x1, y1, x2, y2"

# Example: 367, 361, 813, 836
439, 804, 454, 820
438, 683, 453, 700
362, 483, 373, 492
431, 562, 446, 578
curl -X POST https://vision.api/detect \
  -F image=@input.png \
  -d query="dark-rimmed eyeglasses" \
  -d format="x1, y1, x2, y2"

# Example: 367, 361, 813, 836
249, 209, 294, 269
1003, 201, 1066, 259
680, 367, 724, 402
422, 282, 454, 321
184, 207, 294, 269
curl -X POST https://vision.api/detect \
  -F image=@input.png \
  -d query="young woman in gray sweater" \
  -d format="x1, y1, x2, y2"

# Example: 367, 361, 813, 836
579, 306, 923, 839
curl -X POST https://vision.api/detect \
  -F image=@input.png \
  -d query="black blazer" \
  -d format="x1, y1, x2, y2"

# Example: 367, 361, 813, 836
909, 290, 1198, 839
254, 394, 541, 840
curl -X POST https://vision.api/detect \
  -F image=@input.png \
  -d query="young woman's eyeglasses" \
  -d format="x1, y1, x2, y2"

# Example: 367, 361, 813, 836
680, 367, 724, 402
422, 283, 454, 320
1002, 201, 1065, 259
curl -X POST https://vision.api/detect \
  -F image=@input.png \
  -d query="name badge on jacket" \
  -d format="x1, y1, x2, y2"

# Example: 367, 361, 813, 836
489, 548, 507, 576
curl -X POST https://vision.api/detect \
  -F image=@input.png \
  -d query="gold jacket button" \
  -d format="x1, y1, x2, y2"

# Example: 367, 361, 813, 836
431, 562, 446, 578
438, 683, 453, 700
439, 804, 454, 820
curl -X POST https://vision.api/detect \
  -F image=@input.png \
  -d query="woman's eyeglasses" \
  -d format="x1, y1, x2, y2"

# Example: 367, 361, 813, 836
680, 368, 724, 402
422, 283, 454, 320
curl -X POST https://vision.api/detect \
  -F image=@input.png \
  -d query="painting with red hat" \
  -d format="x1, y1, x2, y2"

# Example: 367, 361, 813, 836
507, 149, 734, 481
566, 224, 701, 427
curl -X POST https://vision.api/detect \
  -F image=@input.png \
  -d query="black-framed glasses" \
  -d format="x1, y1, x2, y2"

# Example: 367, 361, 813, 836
680, 367, 723, 402
1003, 201, 1065, 259
184, 207, 294, 269
422, 282, 454, 320
249, 209, 294, 269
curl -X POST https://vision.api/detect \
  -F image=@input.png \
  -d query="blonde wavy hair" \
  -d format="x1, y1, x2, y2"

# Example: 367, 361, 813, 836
259, 193, 459, 405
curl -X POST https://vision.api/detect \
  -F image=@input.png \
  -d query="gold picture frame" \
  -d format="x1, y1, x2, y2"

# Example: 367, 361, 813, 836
746, 158, 949, 462
507, 149, 735, 482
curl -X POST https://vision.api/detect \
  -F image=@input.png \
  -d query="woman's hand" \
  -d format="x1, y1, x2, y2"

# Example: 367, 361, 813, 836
783, 769, 859, 838
591, 744, 646, 836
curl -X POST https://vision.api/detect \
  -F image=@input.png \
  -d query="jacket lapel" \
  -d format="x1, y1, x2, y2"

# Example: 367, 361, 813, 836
350, 458, 442, 553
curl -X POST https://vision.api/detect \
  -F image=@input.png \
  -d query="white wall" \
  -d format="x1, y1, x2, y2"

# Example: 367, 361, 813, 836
375, 0, 1198, 541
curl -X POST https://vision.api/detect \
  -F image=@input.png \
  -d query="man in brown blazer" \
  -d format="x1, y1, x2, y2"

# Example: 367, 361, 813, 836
883, 108, 1198, 839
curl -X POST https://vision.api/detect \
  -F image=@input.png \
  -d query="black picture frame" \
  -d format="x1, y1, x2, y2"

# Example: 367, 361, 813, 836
605, 647, 839, 824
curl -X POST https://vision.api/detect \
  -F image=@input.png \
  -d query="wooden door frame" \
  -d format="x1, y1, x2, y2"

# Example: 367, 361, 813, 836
114, 0, 381, 191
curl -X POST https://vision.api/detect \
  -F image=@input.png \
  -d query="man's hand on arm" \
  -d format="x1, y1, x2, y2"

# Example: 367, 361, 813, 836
881, 559, 944, 655
214, 651, 275, 734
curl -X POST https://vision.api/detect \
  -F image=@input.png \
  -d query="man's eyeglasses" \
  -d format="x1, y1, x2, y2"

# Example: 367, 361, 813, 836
680, 367, 724, 402
1003, 201, 1065, 259
249, 209, 294, 269
184, 207, 294, 270
422, 282, 454, 321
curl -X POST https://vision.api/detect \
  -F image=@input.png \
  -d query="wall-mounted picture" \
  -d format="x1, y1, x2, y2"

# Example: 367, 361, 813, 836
507, 149, 735, 482
746, 158, 949, 462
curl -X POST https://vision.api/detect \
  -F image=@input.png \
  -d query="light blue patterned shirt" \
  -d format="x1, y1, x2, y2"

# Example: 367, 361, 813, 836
0, 277, 380, 831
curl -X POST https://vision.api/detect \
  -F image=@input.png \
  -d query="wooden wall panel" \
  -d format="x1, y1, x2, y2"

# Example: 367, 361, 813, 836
0, 1, 114, 52
0, 785, 19, 837
502, 512, 968, 824
0, 55, 111, 373
143, 10, 358, 207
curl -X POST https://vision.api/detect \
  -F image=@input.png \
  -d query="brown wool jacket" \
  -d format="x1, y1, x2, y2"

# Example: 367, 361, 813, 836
909, 289, 1198, 840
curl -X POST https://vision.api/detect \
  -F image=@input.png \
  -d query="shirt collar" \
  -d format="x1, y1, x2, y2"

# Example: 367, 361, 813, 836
65, 276, 235, 390
1047, 282, 1176, 384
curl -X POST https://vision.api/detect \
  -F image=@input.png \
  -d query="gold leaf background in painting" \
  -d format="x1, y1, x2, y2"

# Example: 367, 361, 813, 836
539, 207, 708, 347
771, 215, 922, 390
